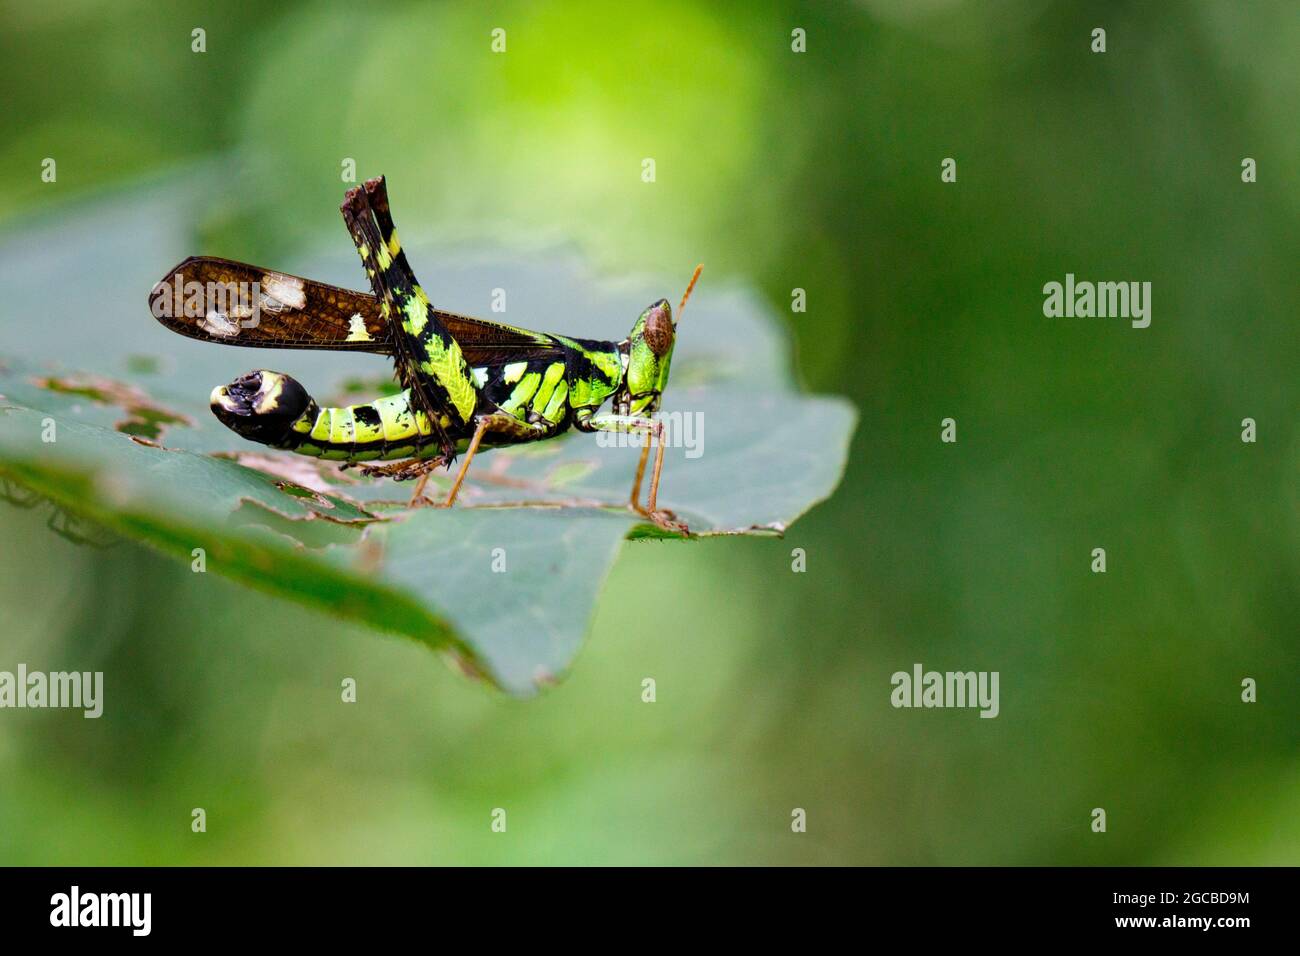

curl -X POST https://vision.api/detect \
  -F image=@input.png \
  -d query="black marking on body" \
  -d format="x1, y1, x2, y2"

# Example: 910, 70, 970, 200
352, 405, 382, 429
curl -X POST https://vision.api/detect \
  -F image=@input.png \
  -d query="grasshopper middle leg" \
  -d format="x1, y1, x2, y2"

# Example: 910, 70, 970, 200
409, 412, 551, 509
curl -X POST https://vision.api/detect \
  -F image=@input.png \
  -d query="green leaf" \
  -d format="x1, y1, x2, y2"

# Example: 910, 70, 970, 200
0, 172, 855, 693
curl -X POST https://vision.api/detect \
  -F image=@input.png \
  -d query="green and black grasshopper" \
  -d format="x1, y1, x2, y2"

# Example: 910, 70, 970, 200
149, 177, 702, 532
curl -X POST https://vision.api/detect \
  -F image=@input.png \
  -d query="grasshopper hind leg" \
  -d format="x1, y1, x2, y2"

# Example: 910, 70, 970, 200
357, 456, 447, 508
340, 179, 482, 466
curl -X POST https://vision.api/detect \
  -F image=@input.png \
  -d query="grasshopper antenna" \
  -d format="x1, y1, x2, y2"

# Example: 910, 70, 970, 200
677, 264, 703, 321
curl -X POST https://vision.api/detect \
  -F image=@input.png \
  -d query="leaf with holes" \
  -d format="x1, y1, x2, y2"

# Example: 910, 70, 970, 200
0, 173, 855, 693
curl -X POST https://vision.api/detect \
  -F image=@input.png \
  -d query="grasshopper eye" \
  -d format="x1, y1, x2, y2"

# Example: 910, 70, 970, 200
643, 300, 674, 357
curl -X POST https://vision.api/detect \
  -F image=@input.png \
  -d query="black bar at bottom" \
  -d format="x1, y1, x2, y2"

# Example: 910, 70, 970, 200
0, 866, 1283, 941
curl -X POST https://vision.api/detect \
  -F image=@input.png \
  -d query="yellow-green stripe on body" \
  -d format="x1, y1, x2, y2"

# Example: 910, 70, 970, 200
285, 389, 451, 461
530, 362, 566, 418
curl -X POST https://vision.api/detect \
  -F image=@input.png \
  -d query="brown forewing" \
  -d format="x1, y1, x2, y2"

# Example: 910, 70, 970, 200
148, 256, 565, 364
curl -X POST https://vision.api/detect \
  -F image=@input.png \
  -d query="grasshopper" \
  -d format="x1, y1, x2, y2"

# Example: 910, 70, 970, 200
148, 177, 701, 533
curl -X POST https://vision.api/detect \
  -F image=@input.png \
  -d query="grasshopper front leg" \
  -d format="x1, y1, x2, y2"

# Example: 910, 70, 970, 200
583, 414, 687, 534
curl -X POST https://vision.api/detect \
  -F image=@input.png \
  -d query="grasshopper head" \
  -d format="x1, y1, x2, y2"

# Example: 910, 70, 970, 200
620, 265, 702, 416
623, 299, 675, 415
210, 370, 312, 446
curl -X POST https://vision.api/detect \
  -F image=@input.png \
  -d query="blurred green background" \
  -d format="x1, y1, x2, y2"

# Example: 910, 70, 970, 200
1, 0, 1296, 864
